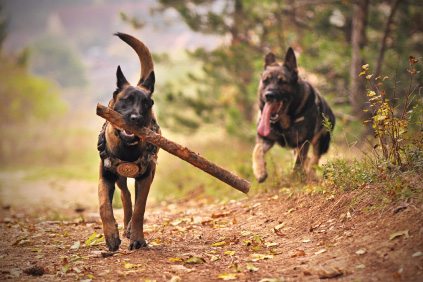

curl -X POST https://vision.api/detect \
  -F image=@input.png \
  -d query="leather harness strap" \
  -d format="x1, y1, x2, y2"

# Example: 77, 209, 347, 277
97, 119, 160, 178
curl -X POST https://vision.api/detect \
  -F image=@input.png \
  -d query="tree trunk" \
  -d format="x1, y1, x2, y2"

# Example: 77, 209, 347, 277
350, 0, 369, 120
374, 0, 402, 78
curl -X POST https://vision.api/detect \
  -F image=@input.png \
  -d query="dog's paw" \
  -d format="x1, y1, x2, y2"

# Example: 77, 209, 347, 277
123, 222, 131, 239
128, 239, 148, 250
105, 234, 121, 252
256, 173, 268, 183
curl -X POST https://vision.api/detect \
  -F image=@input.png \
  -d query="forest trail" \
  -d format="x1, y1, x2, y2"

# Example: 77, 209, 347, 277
0, 177, 422, 281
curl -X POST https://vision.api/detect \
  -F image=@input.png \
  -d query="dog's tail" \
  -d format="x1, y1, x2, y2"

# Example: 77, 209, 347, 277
115, 32, 154, 87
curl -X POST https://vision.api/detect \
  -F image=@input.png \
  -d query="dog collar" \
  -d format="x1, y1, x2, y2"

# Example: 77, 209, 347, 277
97, 118, 160, 178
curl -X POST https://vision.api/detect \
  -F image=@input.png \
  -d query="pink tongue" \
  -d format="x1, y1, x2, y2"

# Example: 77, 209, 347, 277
258, 103, 274, 137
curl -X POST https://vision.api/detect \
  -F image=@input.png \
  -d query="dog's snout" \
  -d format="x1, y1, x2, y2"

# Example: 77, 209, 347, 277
130, 113, 143, 124
265, 91, 276, 101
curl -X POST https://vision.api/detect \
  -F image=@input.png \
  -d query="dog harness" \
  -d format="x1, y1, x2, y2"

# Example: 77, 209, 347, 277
97, 119, 160, 178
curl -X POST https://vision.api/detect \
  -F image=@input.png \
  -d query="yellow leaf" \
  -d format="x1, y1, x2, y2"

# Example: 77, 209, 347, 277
274, 222, 285, 230
184, 257, 205, 264
389, 230, 409, 240
212, 241, 227, 247
168, 257, 183, 262
250, 253, 274, 260
224, 251, 235, 256
217, 272, 237, 280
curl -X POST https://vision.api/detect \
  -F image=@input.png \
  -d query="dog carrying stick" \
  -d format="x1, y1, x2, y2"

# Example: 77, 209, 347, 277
96, 103, 250, 194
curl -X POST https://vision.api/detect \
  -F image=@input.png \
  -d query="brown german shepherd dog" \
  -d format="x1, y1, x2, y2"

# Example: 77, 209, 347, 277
252, 48, 335, 183
97, 33, 159, 251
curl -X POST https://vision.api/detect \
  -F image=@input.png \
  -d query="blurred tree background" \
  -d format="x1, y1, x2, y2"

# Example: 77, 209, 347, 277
0, 1, 421, 204
152, 0, 422, 138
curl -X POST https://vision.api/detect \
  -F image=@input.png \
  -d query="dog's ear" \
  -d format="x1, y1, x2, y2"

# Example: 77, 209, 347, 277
139, 71, 155, 95
264, 52, 277, 69
283, 47, 298, 73
116, 65, 130, 90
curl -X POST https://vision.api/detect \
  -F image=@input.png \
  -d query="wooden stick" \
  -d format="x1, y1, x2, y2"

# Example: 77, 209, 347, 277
96, 103, 250, 194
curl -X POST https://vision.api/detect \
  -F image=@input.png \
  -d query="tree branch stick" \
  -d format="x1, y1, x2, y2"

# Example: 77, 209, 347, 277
96, 103, 250, 194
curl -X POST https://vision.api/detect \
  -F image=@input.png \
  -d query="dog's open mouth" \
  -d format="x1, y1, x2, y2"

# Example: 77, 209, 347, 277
119, 129, 139, 145
258, 102, 283, 137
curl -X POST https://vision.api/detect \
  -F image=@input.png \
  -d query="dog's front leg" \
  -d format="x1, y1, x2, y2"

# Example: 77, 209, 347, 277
128, 165, 155, 250
252, 137, 274, 183
116, 176, 132, 239
293, 142, 310, 173
98, 168, 121, 251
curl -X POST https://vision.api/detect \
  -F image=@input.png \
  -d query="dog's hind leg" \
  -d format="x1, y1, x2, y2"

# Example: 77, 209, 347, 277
253, 137, 274, 183
129, 164, 156, 250
116, 176, 132, 239
292, 142, 310, 174
98, 166, 121, 251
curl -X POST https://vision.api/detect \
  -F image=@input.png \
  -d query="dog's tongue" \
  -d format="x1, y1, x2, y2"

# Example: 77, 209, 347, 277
258, 103, 277, 137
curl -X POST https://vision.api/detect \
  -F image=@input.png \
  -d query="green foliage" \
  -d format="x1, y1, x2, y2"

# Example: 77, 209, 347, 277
324, 56, 423, 199
0, 58, 67, 124
361, 57, 422, 167
153, 0, 422, 136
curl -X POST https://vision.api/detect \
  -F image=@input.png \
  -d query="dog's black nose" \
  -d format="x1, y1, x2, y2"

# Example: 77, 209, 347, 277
265, 91, 276, 101
130, 114, 143, 124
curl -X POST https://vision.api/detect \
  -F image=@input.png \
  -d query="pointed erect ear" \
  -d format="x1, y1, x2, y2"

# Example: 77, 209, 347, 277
116, 65, 130, 90
139, 71, 155, 94
283, 47, 298, 73
264, 52, 277, 69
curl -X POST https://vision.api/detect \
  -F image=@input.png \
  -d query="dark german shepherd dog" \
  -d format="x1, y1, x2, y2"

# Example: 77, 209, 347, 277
97, 33, 159, 251
252, 48, 335, 183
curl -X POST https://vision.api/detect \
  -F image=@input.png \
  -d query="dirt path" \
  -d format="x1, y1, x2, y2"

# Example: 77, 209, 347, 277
0, 179, 422, 281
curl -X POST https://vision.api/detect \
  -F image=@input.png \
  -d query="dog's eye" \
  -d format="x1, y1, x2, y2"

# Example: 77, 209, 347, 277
278, 78, 286, 85
142, 101, 151, 109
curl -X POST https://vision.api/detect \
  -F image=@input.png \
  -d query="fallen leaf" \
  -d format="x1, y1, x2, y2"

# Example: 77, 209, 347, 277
168, 257, 183, 262
265, 242, 278, 248
246, 263, 259, 272
253, 235, 262, 244
85, 232, 97, 246
149, 238, 163, 246
170, 219, 183, 226
169, 276, 181, 282
412, 251, 422, 257
240, 231, 251, 236
224, 251, 235, 256
302, 239, 311, 243
274, 223, 285, 230
356, 264, 366, 269
273, 228, 286, 237
184, 257, 205, 264
318, 267, 345, 279
258, 278, 281, 282
211, 212, 231, 218
212, 241, 227, 247
314, 249, 327, 255
250, 253, 274, 260
287, 208, 295, 214
356, 249, 366, 255
217, 272, 237, 280
291, 250, 306, 257
389, 230, 409, 240
303, 270, 312, 276
70, 241, 80, 250
121, 261, 142, 269
210, 255, 220, 262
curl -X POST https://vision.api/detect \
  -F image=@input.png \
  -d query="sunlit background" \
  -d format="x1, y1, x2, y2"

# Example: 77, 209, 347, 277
0, 0, 421, 213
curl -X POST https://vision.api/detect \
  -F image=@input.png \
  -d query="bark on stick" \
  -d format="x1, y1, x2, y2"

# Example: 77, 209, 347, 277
96, 103, 250, 194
